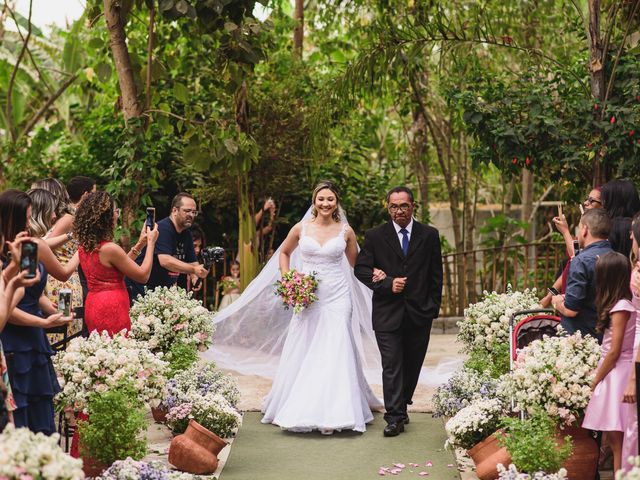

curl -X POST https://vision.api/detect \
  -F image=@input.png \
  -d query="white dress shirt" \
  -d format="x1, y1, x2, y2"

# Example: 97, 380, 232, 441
392, 218, 413, 248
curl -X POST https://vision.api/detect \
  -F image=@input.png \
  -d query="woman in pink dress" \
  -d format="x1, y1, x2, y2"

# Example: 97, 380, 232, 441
583, 251, 636, 473
622, 214, 640, 470
73, 191, 158, 335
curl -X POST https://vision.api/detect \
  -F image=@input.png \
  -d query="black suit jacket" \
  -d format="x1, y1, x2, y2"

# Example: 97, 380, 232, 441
355, 220, 443, 332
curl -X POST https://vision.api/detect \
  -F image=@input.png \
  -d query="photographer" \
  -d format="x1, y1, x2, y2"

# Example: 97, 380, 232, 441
127, 193, 208, 302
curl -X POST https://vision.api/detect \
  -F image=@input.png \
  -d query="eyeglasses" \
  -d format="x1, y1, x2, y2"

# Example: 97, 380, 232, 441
180, 208, 199, 217
583, 197, 602, 206
388, 203, 412, 213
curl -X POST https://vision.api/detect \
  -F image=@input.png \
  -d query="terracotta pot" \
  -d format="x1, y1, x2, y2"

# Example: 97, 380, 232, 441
168, 420, 229, 474
82, 456, 108, 478
557, 425, 598, 480
468, 431, 512, 480
151, 405, 168, 423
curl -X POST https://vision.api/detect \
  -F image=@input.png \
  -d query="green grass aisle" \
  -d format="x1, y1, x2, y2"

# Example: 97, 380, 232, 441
219, 412, 460, 480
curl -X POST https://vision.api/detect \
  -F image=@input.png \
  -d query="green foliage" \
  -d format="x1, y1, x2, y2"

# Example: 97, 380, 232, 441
78, 383, 147, 465
166, 342, 199, 378
463, 342, 510, 379
497, 411, 572, 474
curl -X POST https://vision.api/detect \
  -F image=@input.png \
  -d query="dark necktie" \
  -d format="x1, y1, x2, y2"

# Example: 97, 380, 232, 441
400, 228, 409, 256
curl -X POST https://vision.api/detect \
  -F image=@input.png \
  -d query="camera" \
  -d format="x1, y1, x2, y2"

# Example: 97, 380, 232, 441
200, 246, 225, 269
145, 207, 156, 229
21, 240, 38, 279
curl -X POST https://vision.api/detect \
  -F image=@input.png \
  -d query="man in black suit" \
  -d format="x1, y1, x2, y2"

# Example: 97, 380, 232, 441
355, 186, 443, 437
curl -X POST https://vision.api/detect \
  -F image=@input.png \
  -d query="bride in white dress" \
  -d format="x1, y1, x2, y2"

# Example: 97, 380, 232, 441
203, 181, 460, 433
262, 182, 382, 433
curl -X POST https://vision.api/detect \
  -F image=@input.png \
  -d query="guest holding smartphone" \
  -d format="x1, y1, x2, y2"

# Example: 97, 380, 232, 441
74, 191, 158, 335
0, 190, 76, 435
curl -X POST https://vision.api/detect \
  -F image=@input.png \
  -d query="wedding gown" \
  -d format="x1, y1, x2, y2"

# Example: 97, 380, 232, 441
261, 222, 382, 432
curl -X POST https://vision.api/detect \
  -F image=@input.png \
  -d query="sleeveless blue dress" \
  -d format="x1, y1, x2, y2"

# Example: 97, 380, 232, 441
1, 263, 60, 434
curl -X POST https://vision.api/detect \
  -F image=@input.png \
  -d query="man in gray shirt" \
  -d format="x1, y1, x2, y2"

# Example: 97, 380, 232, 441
551, 208, 612, 342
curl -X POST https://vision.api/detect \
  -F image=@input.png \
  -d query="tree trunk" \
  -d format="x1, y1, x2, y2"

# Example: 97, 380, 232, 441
237, 174, 258, 290
293, 0, 304, 59
588, 0, 606, 185
103, 0, 141, 120
410, 107, 430, 222
521, 169, 534, 241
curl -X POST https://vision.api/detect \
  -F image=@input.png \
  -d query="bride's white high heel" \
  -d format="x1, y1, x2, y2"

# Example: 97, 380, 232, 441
320, 428, 334, 435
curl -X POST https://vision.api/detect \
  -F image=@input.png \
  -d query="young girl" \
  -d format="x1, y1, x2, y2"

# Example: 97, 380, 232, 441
583, 251, 637, 472
219, 261, 240, 310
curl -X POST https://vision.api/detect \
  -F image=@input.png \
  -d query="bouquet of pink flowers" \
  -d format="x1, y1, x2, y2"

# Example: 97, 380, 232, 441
275, 269, 319, 314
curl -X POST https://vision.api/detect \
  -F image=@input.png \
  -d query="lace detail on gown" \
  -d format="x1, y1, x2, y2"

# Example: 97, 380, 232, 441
261, 222, 382, 433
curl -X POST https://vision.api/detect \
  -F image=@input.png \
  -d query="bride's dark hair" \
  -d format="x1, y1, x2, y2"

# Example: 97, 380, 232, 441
311, 181, 341, 222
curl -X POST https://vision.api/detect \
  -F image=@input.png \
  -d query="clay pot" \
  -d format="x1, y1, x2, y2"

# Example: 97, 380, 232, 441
151, 404, 168, 423
557, 425, 599, 480
82, 456, 108, 478
468, 431, 512, 480
168, 420, 229, 474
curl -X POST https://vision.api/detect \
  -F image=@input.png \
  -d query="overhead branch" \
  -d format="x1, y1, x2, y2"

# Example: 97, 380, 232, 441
19, 73, 78, 139
6, 0, 33, 142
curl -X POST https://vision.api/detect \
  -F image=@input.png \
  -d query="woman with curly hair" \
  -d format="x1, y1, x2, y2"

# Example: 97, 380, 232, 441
74, 191, 158, 335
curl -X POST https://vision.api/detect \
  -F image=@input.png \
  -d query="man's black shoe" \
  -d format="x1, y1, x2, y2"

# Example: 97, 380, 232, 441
403, 415, 410, 424
383, 421, 405, 437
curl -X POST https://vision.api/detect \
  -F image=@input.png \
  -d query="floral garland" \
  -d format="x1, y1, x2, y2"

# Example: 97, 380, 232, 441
0, 424, 83, 480
457, 286, 540, 354
53, 331, 167, 413
501, 330, 599, 425
445, 398, 505, 450
129, 286, 215, 353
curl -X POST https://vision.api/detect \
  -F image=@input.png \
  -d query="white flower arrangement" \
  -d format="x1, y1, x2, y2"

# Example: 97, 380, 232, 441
0, 424, 84, 480
501, 330, 600, 425
97, 457, 208, 480
53, 331, 168, 413
164, 362, 241, 438
457, 286, 540, 354
432, 367, 500, 418
445, 398, 505, 450
129, 286, 214, 353
497, 464, 568, 480
616, 456, 640, 479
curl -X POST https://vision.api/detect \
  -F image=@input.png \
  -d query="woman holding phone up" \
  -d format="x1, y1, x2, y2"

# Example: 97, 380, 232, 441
74, 191, 158, 335
0, 189, 78, 435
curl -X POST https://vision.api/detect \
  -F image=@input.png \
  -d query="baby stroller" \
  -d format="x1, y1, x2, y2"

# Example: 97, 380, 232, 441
509, 308, 561, 371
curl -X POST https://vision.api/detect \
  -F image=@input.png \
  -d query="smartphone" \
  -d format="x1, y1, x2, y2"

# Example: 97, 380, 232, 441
558, 203, 563, 217
20, 240, 38, 279
573, 240, 580, 256
58, 289, 72, 317
548, 287, 560, 296
145, 207, 155, 229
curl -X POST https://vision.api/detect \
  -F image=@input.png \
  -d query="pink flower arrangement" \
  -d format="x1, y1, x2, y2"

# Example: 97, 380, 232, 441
275, 269, 319, 314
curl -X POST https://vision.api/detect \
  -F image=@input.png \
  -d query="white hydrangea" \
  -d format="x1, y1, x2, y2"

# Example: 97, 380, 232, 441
457, 286, 540, 354
53, 331, 168, 413
0, 424, 84, 480
445, 398, 505, 450
497, 463, 568, 479
129, 286, 214, 353
616, 456, 640, 479
501, 330, 599, 425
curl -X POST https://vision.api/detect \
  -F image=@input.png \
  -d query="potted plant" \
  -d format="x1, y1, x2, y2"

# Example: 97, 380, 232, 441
445, 398, 510, 480
78, 383, 148, 477
496, 411, 572, 478
53, 331, 168, 414
129, 285, 215, 354
164, 362, 241, 437
501, 331, 599, 478
432, 367, 500, 418
0, 424, 84, 480
98, 457, 195, 480
496, 464, 568, 480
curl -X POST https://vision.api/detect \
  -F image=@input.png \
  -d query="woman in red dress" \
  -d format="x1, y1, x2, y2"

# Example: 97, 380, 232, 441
73, 191, 158, 335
